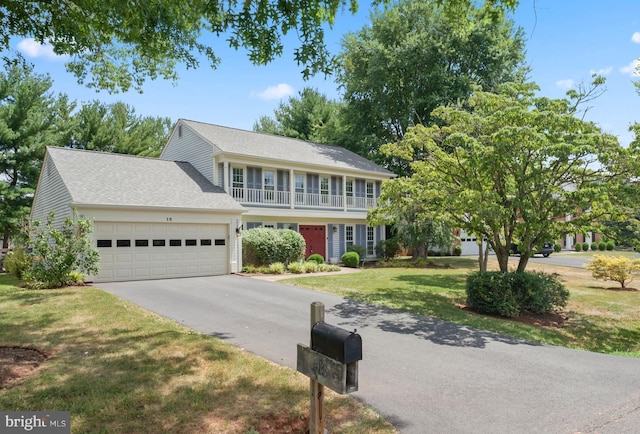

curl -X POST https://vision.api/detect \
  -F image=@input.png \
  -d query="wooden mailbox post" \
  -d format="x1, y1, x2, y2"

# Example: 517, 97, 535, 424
297, 302, 362, 434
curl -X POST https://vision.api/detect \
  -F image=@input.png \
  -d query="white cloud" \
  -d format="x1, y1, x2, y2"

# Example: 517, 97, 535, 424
17, 38, 67, 60
620, 59, 640, 76
589, 66, 613, 76
252, 83, 295, 100
632, 32, 640, 44
555, 79, 574, 89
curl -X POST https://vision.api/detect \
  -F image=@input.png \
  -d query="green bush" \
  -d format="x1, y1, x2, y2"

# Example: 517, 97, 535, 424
307, 254, 325, 264
466, 271, 569, 318
26, 212, 100, 288
242, 228, 305, 266
303, 261, 319, 273
453, 245, 462, 256
347, 244, 366, 259
553, 243, 562, 253
3, 246, 31, 279
598, 241, 606, 251
606, 241, 615, 251
574, 242, 582, 252
287, 262, 304, 274
342, 251, 359, 268
267, 262, 286, 274
375, 238, 401, 261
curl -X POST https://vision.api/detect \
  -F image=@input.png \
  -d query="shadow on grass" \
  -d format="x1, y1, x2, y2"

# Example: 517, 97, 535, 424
328, 298, 541, 349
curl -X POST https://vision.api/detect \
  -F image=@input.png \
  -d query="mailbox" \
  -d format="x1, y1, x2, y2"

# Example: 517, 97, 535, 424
311, 321, 362, 364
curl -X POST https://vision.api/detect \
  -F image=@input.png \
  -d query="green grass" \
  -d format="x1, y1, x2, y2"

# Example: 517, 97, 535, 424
281, 257, 640, 357
0, 274, 395, 434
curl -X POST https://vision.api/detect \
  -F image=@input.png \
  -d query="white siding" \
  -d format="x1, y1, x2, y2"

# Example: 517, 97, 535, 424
161, 122, 215, 183
30, 154, 74, 225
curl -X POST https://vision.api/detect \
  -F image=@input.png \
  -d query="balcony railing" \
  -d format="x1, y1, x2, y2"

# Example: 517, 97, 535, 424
231, 187, 377, 210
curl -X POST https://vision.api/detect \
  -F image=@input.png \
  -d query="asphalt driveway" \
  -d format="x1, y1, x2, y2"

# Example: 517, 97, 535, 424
99, 275, 640, 433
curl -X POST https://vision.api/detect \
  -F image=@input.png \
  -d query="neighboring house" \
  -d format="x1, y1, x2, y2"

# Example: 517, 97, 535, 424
161, 119, 395, 263
30, 119, 394, 282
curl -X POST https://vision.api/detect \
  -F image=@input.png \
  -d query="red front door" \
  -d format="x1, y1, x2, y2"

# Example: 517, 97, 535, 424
299, 225, 326, 259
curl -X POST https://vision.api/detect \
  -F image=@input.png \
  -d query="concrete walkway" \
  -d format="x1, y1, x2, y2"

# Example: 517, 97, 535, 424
99, 275, 640, 434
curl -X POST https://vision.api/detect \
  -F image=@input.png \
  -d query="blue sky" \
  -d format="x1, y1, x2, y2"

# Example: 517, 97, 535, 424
11, 0, 640, 146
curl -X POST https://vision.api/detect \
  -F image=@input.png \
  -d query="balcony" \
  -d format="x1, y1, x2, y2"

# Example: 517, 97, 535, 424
231, 187, 377, 210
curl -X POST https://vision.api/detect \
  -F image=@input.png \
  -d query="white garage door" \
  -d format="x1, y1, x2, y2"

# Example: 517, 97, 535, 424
93, 222, 229, 282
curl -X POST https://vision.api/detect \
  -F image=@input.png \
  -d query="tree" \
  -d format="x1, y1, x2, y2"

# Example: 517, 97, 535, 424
253, 88, 344, 145
0, 60, 73, 248
368, 177, 454, 258
66, 101, 172, 157
2, 0, 360, 93
379, 81, 634, 273
585, 255, 640, 289
337, 0, 527, 173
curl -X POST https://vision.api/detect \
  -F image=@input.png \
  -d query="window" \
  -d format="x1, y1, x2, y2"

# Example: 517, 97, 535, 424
346, 225, 354, 248
153, 239, 166, 247
367, 226, 375, 256
366, 181, 374, 199
232, 167, 244, 188
214, 239, 226, 246
264, 170, 275, 201
117, 240, 131, 247
346, 179, 354, 206
320, 176, 329, 204
294, 174, 305, 193
135, 239, 149, 247
200, 239, 212, 246
185, 239, 197, 246
169, 239, 182, 246
97, 240, 112, 248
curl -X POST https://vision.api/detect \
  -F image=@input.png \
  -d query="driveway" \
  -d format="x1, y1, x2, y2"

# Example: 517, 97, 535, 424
99, 275, 640, 434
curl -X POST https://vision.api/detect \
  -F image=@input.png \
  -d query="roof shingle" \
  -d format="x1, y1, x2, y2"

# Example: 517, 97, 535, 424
45, 147, 245, 211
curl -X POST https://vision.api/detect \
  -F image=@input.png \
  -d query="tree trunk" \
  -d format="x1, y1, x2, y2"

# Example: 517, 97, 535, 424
478, 242, 486, 272
517, 254, 529, 272
2, 227, 10, 249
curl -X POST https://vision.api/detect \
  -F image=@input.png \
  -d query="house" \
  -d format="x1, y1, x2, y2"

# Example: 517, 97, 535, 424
30, 119, 394, 282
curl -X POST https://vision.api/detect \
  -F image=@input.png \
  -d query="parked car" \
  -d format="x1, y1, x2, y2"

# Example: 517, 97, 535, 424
509, 242, 554, 258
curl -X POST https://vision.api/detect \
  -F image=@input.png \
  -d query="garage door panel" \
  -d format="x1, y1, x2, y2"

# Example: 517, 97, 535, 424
94, 222, 229, 282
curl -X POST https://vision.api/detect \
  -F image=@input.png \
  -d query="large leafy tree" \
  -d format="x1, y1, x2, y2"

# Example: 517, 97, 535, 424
0, 60, 73, 248
337, 0, 527, 173
2, 0, 360, 92
253, 88, 344, 145
378, 81, 635, 273
66, 101, 172, 157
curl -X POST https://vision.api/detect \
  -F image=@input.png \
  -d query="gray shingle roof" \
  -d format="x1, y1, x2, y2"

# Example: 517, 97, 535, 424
180, 119, 394, 177
45, 147, 245, 212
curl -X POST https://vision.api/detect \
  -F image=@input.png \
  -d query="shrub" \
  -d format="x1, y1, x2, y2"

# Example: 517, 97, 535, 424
590, 243, 597, 251
307, 254, 325, 265
242, 228, 305, 266
267, 262, 286, 274
375, 238, 401, 261
585, 255, 640, 288
25, 212, 100, 288
553, 243, 562, 253
574, 242, 582, 252
3, 246, 31, 279
342, 251, 359, 268
453, 245, 462, 256
466, 271, 569, 318
606, 241, 615, 251
347, 244, 367, 265
598, 241, 606, 251
303, 261, 319, 273
287, 262, 304, 274
67, 271, 86, 285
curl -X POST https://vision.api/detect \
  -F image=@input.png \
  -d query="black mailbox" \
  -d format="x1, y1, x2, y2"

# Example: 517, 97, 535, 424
311, 321, 362, 364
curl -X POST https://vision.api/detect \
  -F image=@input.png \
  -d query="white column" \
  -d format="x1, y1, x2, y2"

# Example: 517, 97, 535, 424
223, 161, 229, 193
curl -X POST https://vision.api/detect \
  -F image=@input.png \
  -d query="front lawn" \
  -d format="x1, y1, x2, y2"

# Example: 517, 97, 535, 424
281, 257, 640, 357
0, 274, 394, 433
